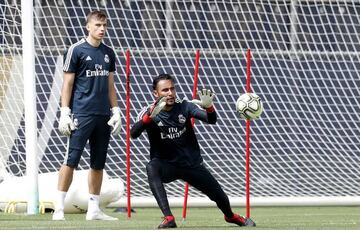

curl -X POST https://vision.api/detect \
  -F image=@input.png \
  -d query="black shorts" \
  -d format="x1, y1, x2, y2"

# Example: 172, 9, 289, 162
147, 158, 225, 198
64, 114, 111, 169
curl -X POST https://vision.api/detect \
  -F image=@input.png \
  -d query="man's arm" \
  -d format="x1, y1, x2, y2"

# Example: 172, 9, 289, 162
191, 104, 217, 124
107, 72, 122, 135
131, 97, 167, 139
190, 89, 217, 124
58, 72, 76, 136
130, 108, 149, 139
130, 119, 146, 139
61, 72, 75, 107
108, 72, 118, 108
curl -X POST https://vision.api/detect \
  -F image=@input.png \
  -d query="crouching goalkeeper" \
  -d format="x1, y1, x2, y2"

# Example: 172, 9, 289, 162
130, 73, 256, 228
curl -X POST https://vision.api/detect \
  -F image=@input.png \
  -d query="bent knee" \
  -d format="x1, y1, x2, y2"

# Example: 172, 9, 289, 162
146, 160, 161, 176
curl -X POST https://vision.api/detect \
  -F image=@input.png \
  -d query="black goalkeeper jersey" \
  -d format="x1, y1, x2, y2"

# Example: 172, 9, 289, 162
63, 38, 116, 116
131, 99, 217, 167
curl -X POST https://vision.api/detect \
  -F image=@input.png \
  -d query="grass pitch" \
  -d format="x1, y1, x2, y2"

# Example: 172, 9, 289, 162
0, 206, 359, 229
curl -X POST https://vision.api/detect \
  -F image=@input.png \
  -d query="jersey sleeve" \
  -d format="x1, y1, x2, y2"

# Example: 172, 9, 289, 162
109, 49, 116, 73
130, 106, 150, 139
136, 106, 150, 122
185, 100, 217, 124
63, 46, 78, 73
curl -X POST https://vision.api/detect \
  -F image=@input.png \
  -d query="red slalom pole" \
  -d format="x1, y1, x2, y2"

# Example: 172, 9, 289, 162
245, 48, 251, 218
125, 49, 132, 218
191, 49, 201, 125
182, 49, 200, 222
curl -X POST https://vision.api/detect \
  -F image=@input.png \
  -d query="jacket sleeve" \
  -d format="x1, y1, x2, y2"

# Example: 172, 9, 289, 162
187, 100, 217, 124
130, 120, 146, 139
130, 107, 150, 138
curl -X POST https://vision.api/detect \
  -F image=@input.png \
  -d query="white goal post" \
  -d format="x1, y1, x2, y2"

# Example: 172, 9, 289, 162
1, 0, 360, 209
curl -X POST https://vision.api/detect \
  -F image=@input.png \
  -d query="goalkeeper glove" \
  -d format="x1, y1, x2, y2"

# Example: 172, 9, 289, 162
107, 107, 122, 135
143, 96, 167, 124
149, 96, 167, 118
58, 107, 77, 136
191, 89, 215, 109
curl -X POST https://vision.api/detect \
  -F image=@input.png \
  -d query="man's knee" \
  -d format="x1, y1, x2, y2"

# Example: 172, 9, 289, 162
90, 164, 105, 170
64, 149, 82, 168
89, 168, 103, 174
146, 160, 161, 178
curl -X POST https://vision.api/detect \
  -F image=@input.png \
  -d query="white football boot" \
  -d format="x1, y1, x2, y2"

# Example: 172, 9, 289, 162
86, 209, 118, 221
52, 209, 65, 221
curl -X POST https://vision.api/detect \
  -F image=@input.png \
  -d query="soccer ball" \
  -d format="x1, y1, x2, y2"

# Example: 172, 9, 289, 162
236, 93, 263, 120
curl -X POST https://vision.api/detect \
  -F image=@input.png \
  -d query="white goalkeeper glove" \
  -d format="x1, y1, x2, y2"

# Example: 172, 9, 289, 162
191, 89, 215, 108
148, 96, 167, 118
107, 107, 122, 135
58, 107, 77, 136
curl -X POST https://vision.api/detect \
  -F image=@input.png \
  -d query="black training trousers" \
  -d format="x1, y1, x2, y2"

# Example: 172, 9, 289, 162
146, 158, 234, 217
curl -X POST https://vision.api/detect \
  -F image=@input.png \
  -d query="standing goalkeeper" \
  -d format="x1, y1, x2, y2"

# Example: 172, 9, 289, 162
131, 73, 255, 228
52, 10, 121, 221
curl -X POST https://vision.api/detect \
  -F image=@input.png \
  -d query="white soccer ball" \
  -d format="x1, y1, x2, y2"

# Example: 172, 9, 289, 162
236, 93, 263, 120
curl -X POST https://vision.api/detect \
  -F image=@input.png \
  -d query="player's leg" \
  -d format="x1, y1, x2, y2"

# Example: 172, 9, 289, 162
86, 115, 117, 220
88, 169, 103, 195
52, 165, 74, 220
57, 165, 74, 191
182, 164, 255, 227
181, 164, 233, 216
53, 115, 91, 220
146, 158, 177, 228
53, 164, 74, 220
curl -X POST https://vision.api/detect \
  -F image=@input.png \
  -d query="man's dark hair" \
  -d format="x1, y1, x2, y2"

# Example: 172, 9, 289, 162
152, 73, 175, 90
86, 10, 107, 23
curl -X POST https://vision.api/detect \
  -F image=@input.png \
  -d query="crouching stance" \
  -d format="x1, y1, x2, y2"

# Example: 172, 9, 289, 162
130, 73, 256, 228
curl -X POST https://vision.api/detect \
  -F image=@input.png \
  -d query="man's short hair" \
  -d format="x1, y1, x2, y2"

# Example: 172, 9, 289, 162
152, 73, 175, 90
86, 10, 107, 23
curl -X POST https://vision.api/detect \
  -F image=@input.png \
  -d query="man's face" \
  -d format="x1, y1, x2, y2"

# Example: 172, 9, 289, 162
153, 79, 176, 106
86, 17, 107, 41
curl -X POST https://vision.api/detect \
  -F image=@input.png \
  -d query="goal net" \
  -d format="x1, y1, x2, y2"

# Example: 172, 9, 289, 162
1, 0, 360, 207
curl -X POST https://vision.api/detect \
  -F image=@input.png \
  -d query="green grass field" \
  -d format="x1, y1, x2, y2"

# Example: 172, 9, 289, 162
1, 206, 359, 229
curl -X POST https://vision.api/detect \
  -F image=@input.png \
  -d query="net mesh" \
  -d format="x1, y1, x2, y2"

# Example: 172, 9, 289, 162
1, 0, 360, 203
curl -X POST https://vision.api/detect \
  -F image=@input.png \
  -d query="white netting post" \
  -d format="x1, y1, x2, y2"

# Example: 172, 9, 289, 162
21, 0, 39, 214
245, 48, 252, 218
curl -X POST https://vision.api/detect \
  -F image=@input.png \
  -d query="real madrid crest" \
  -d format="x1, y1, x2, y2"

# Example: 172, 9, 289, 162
178, 114, 186, 124
104, 54, 109, 63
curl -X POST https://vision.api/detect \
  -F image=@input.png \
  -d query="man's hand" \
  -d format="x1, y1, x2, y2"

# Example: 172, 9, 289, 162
58, 107, 77, 136
142, 97, 167, 124
149, 96, 167, 118
107, 107, 121, 135
191, 89, 215, 108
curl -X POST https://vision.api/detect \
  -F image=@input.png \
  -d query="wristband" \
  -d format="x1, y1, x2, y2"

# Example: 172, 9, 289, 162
142, 113, 152, 124
206, 105, 215, 113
